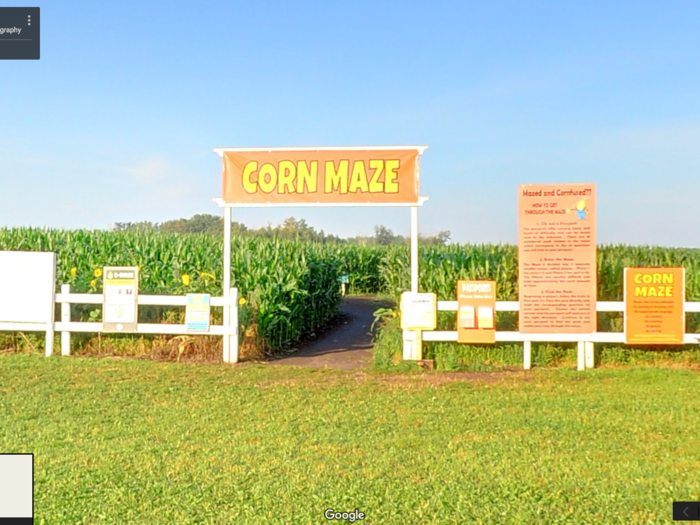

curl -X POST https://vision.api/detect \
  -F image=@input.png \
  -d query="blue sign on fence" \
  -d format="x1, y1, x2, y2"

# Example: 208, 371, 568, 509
185, 294, 211, 332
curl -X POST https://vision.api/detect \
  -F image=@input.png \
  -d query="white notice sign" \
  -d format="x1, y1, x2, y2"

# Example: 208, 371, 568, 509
400, 292, 437, 331
103, 267, 139, 332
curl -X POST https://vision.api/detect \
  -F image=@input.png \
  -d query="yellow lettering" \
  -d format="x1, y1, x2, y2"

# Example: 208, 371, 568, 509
242, 161, 258, 194
634, 274, 643, 284
278, 161, 295, 194
642, 274, 652, 284
662, 273, 673, 284
369, 159, 384, 192
325, 160, 348, 194
298, 161, 317, 193
635, 286, 647, 297
258, 163, 277, 194
647, 286, 657, 297
384, 159, 400, 193
652, 273, 662, 284
348, 161, 369, 193
662, 286, 673, 296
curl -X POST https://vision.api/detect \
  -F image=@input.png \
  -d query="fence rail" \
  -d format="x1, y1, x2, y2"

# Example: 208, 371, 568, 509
404, 300, 700, 370
0, 285, 241, 363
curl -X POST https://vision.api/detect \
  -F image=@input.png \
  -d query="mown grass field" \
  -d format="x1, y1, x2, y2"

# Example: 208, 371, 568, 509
2, 354, 699, 524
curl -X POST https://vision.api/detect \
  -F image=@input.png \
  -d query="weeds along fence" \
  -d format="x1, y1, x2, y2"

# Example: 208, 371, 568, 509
0, 228, 342, 353
3, 228, 699, 356
54, 286, 240, 362
416, 300, 700, 371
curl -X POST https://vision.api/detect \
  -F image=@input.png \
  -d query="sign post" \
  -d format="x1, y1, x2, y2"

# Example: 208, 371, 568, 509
400, 292, 436, 360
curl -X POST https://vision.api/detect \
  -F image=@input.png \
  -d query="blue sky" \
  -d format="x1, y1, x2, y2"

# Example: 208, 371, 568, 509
2, 0, 699, 246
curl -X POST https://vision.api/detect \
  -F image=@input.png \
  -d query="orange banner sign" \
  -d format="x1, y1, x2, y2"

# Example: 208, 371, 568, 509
220, 148, 423, 205
624, 268, 685, 345
457, 280, 496, 344
518, 183, 597, 333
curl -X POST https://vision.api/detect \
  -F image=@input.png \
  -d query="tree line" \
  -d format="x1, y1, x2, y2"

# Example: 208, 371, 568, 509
113, 214, 451, 246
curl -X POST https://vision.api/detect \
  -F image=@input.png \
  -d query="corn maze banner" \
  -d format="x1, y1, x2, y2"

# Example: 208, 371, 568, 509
221, 148, 422, 205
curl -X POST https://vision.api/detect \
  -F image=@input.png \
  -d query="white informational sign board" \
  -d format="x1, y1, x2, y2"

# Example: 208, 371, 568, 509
103, 267, 139, 332
0, 251, 56, 324
400, 292, 437, 331
185, 294, 211, 332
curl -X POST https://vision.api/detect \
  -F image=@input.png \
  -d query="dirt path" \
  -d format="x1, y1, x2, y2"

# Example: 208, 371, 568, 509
267, 296, 392, 370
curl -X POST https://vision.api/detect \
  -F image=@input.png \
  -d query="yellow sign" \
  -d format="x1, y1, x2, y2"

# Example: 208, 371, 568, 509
624, 268, 685, 345
457, 280, 496, 344
400, 292, 437, 331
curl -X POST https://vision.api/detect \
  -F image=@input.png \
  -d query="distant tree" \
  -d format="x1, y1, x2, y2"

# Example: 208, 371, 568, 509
420, 230, 451, 246
374, 225, 397, 246
160, 214, 223, 235
113, 221, 157, 232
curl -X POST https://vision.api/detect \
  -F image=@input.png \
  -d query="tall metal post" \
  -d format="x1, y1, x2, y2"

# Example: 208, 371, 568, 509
410, 206, 419, 293
223, 206, 232, 362
409, 205, 421, 359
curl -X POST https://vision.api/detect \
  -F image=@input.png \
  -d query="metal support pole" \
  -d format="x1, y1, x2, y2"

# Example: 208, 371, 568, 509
45, 326, 54, 357
410, 206, 419, 293
229, 287, 239, 364
585, 341, 595, 369
523, 341, 531, 370
61, 284, 71, 356
223, 206, 232, 363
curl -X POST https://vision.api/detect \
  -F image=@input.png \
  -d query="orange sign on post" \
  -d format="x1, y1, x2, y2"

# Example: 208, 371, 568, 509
518, 183, 597, 333
457, 280, 496, 344
624, 268, 685, 345
220, 148, 423, 205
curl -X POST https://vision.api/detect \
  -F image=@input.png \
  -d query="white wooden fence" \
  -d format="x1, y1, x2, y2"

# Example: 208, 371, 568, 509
3, 285, 241, 363
404, 300, 700, 370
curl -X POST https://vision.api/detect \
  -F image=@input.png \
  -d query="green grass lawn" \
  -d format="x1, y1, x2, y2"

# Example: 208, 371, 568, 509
1, 354, 699, 524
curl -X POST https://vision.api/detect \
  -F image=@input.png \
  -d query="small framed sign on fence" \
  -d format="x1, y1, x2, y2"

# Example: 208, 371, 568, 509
185, 294, 211, 332
103, 267, 139, 333
624, 268, 685, 345
457, 280, 496, 344
400, 292, 437, 331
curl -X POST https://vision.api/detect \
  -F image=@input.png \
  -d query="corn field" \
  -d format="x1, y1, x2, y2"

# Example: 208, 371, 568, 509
0, 228, 341, 351
2, 228, 699, 353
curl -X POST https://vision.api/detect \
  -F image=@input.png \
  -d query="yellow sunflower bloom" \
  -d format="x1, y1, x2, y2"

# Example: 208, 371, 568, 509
90, 279, 97, 287
239, 297, 247, 305
94, 268, 103, 278
200, 271, 216, 281
70, 267, 77, 277
181, 274, 190, 286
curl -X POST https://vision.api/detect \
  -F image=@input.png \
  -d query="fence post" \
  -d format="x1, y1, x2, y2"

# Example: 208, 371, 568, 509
523, 341, 532, 370
402, 330, 416, 360
577, 341, 585, 371
222, 288, 231, 363
61, 284, 71, 356
584, 341, 595, 369
229, 287, 239, 364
